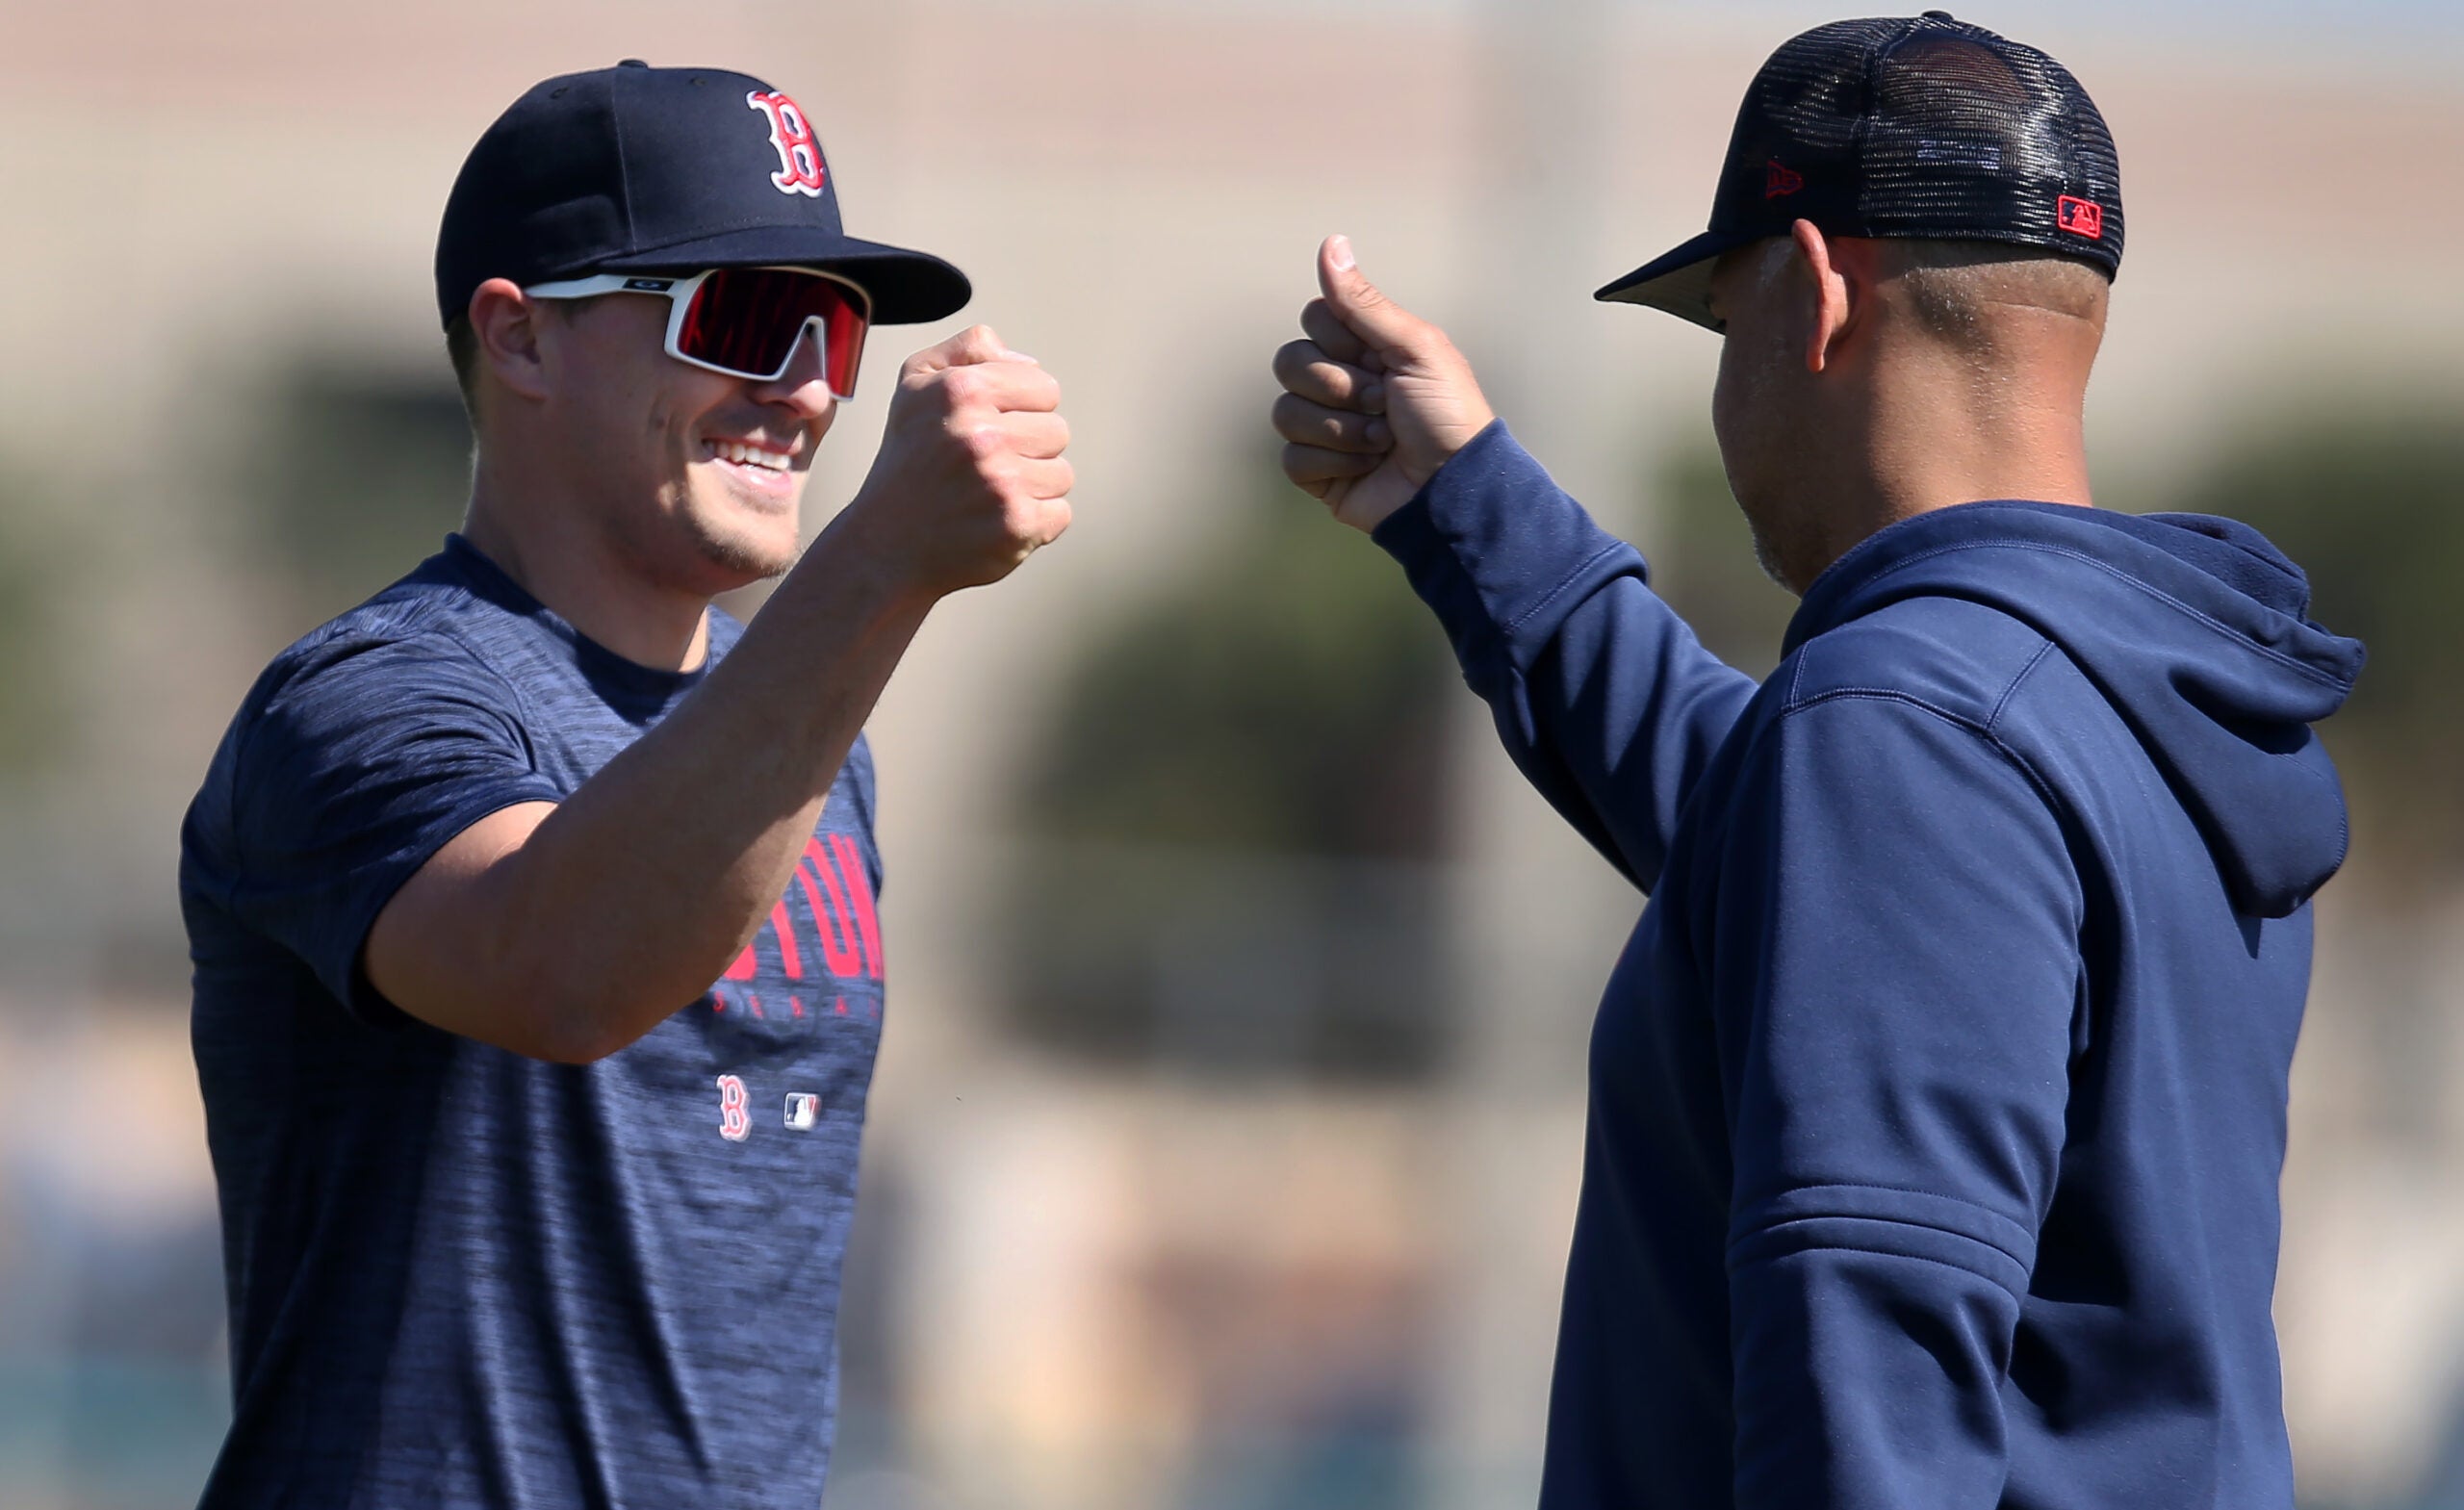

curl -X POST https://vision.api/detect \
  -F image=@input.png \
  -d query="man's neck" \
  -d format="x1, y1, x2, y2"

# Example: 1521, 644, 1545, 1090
461, 479, 712, 674
1790, 365, 2094, 592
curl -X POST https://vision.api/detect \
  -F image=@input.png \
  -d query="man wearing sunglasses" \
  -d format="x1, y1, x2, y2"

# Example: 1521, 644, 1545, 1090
179, 62, 1069, 1508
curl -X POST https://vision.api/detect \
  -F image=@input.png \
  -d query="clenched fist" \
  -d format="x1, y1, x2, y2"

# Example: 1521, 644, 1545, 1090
1270, 236, 1497, 532
846, 323, 1073, 597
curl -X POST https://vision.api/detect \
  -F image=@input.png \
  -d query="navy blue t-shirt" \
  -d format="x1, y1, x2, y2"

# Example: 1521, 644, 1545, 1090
180, 534, 888, 1509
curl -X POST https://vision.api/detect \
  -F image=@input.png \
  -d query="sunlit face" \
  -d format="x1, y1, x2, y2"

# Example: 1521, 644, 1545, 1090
1707, 239, 1813, 592
541, 291, 839, 594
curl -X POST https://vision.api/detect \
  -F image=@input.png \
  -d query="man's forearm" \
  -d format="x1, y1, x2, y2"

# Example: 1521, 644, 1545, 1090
1373, 423, 1758, 887
470, 509, 932, 1061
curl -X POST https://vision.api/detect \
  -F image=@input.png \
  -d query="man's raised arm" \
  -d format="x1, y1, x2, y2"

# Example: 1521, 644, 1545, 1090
361, 326, 1070, 1062
1271, 236, 1757, 888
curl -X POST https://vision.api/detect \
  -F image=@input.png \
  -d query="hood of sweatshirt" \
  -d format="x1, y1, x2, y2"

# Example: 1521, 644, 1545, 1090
1784, 501, 2367, 917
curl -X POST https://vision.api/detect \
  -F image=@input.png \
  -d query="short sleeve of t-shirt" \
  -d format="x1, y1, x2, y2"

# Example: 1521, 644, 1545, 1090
222, 632, 564, 1022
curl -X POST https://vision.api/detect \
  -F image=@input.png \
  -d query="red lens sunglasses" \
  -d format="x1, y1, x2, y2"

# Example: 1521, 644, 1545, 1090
523, 266, 873, 399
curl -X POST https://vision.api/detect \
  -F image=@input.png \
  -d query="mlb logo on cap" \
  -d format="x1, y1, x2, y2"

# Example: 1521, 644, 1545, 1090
784, 1092, 821, 1132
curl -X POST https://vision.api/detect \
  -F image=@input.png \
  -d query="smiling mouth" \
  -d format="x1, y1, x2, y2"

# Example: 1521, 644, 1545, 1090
705, 437, 798, 473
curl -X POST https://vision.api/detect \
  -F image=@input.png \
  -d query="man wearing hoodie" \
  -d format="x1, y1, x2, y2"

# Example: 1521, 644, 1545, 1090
1270, 13, 2359, 1510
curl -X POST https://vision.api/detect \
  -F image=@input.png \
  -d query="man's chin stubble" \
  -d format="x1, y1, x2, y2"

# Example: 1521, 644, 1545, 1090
683, 487, 804, 581
1750, 526, 1795, 594
693, 525, 799, 581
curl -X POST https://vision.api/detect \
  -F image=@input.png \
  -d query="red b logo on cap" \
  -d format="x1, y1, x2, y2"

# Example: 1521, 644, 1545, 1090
2058, 195, 2104, 240
747, 90, 827, 197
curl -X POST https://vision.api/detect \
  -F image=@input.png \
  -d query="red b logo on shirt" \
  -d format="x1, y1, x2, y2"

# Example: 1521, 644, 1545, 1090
747, 90, 827, 197
716, 1075, 752, 1141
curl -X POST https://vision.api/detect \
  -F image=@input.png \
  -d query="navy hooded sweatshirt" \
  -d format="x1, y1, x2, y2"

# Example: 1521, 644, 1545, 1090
1373, 423, 2363, 1509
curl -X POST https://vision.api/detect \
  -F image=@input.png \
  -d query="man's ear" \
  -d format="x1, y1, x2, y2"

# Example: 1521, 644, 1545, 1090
468, 278, 554, 404
1787, 219, 1856, 375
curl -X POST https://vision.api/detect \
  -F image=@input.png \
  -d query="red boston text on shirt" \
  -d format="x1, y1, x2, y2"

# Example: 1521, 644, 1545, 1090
721, 834, 884, 985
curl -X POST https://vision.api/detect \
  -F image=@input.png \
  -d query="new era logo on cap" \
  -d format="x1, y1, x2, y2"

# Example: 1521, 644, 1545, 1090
1764, 160, 1806, 199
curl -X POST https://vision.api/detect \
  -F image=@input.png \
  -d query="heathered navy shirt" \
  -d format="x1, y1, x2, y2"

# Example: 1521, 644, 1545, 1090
181, 534, 887, 1509
1374, 424, 2364, 1509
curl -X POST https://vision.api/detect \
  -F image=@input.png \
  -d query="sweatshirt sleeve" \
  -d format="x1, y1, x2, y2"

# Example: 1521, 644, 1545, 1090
1709, 692, 2081, 1509
1371, 422, 1760, 889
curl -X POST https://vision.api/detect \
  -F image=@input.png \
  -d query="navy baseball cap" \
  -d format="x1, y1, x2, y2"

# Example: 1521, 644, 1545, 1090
435, 61, 969, 329
1598, 12, 2122, 331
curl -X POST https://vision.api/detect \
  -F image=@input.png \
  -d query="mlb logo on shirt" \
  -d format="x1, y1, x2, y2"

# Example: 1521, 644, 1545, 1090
783, 1092, 821, 1132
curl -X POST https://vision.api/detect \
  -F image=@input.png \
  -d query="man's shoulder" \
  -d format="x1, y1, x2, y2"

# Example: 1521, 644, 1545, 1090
192, 556, 542, 849
182, 556, 535, 900
249, 551, 533, 720
1778, 595, 2054, 732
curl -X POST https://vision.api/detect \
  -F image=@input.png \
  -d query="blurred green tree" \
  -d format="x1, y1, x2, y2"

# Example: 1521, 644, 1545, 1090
0, 464, 68, 775
2162, 405, 2464, 888
244, 363, 473, 624
1024, 484, 1458, 863
1636, 435, 1798, 681
1005, 459, 1461, 1079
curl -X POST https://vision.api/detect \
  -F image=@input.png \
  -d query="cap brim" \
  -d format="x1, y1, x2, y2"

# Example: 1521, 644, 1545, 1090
593, 228, 971, 325
1593, 229, 1756, 332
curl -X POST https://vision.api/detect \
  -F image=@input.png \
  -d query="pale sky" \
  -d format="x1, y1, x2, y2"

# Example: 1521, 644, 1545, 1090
1033, 0, 2462, 62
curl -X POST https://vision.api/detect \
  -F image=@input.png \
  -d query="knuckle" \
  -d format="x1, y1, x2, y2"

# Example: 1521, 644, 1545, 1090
965, 425, 1008, 461
939, 367, 984, 406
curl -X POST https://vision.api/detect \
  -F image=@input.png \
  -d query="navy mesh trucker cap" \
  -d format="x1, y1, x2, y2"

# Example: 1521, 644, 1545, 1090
1598, 12, 2122, 331
435, 61, 969, 329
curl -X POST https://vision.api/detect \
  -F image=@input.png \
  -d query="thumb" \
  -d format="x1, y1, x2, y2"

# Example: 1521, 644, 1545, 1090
911, 323, 1039, 376
1317, 235, 1428, 354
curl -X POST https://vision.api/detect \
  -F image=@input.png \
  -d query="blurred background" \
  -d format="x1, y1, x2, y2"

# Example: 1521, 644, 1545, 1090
0, 0, 2458, 1506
